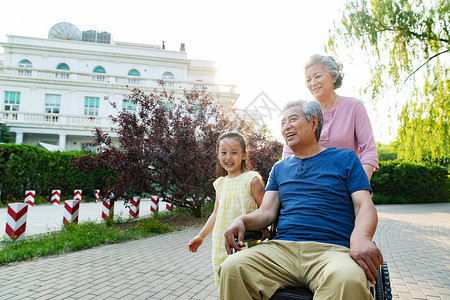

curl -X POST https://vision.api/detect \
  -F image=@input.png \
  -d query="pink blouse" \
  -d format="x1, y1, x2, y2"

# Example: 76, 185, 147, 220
282, 97, 379, 169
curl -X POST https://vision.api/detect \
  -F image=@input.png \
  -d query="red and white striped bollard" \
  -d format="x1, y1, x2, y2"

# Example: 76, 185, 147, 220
74, 189, 82, 202
129, 196, 140, 218
63, 200, 80, 227
24, 190, 35, 207
94, 189, 100, 203
150, 196, 159, 215
51, 190, 61, 205
102, 199, 114, 221
5, 203, 28, 241
165, 196, 173, 212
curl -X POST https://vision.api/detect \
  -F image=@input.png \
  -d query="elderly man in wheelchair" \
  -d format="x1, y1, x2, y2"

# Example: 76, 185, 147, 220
220, 100, 386, 300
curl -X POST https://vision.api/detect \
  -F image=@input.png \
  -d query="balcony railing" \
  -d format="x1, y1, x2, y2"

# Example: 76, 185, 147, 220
0, 111, 115, 129
0, 66, 237, 93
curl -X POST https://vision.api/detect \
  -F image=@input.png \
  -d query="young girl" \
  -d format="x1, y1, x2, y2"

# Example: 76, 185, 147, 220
187, 131, 265, 286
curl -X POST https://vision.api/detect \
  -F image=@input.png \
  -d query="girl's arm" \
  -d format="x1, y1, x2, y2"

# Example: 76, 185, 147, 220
187, 196, 219, 252
251, 177, 265, 207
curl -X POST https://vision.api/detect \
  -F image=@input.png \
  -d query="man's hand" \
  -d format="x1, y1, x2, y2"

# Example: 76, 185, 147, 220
350, 238, 383, 284
224, 218, 247, 255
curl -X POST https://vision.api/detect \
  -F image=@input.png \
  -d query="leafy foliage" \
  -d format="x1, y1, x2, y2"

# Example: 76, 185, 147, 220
0, 144, 109, 204
73, 86, 250, 217
376, 142, 398, 161
0, 217, 172, 265
247, 126, 283, 184
329, 0, 449, 165
371, 160, 449, 204
0, 124, 14, 143
329, 0, 449, 93
396, 63, 450, 166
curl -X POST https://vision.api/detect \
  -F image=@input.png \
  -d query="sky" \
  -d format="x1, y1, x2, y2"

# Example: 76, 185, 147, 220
0, 0, 400, 143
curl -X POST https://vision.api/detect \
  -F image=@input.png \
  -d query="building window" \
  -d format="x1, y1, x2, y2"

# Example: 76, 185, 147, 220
56, 63, 70, 79
128, 69, 140, 76
122, 100, 136, 111
82, 143, 97, 152
128, 69, 140, 84
4, 91, 20, 111
18, 59, 32, 68
162, 72, 174, 79
194, 80, 204, 89
162, 72, 174, 87
3, 91, 20, 120
84, 97, 99, 116
18, 59, 32, 76
93, 66, 106, 73
57, 63, 70, 70
45, 94, 61, 122
93, 66, 106, 82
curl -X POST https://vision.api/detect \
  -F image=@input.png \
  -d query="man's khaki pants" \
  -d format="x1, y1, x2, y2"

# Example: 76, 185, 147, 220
219, 240, 372, 300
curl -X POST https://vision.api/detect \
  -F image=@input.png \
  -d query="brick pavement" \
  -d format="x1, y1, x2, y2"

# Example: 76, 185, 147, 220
0, 203, 448, 300
374, 204, 450, 300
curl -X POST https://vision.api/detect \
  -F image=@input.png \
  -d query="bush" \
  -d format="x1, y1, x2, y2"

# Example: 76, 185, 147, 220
0, 144, 110, 204
372, 160, 449, 204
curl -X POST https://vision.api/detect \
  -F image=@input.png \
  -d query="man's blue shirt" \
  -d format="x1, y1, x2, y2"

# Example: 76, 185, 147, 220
265, 147, 372, 248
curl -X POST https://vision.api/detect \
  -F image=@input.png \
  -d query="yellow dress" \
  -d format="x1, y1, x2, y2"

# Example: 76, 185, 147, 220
211, 170, 262, 285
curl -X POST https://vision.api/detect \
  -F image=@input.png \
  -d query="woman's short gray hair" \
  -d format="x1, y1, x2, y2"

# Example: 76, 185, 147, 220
304, 54, 344, 89
282, 100, 323, 141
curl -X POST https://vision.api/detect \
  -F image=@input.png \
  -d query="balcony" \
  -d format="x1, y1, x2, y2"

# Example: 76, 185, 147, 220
0, 110, 115, 130
0, 66, 237, 94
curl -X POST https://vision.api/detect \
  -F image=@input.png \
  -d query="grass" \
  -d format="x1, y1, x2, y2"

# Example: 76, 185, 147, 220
0, 215, 173, 265
0, 201, 214, 265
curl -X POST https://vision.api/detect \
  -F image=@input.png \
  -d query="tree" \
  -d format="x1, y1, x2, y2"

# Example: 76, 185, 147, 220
329, 0, 449, 164
329, 0, 449, 93
376, 141, 398, 162
247, 125, 283, 184
396, 62, 450, 165
73, 85, 249, 217
0, 124, 14, 143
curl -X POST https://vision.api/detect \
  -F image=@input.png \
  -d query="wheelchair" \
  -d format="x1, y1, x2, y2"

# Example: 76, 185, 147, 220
239, 231, 392, 300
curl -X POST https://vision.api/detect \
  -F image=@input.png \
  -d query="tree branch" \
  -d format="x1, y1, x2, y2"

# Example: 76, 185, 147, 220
403, 50, 450, 83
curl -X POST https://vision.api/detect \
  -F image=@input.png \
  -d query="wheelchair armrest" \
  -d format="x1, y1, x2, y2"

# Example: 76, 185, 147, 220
243, 230, 263, 242
232, 231, 263, 254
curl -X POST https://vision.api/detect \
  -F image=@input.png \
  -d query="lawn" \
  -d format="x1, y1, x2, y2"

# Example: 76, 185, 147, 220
0, 205, 212, 265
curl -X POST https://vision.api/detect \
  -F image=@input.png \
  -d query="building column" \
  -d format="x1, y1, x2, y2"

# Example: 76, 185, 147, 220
15, 132, 23, 144
59, 134, 66, 150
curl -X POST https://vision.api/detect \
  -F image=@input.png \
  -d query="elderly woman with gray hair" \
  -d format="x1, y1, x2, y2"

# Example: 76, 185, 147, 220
282, 54, 378, 180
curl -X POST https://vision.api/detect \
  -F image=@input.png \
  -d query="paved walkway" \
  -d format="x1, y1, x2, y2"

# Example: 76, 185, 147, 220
374, 204, 450, 300
0, 203, 448, 299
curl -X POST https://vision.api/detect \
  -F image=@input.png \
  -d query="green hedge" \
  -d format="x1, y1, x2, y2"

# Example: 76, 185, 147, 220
0, 144, 110, 204
1, 144, 448, 205
372, 160, 449, 204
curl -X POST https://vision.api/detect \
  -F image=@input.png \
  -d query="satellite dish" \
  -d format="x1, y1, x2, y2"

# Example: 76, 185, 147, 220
48, 22, 82, 41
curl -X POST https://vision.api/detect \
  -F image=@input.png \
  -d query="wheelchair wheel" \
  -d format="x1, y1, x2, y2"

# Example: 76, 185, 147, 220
375, 269, 384, 300
374, 262, 392, 300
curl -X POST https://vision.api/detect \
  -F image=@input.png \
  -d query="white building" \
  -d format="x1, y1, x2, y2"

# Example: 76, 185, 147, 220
0, 22, 239, 151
